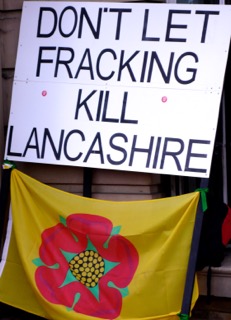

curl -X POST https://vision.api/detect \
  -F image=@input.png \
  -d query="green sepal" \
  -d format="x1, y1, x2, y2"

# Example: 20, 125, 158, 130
108, 281, 129, 297
59, 269, 76, 288
104, 259, 120, 274
32, 257, 59, 269
103, 226, 121, 248
88, 284, 100, 301
60, 249, 77, 262
59, 215, 67, 226
59, 216, 78, 242
66, 292, 81, 311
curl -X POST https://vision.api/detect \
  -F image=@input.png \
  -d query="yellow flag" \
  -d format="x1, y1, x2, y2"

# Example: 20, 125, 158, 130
0, 169, 199, 320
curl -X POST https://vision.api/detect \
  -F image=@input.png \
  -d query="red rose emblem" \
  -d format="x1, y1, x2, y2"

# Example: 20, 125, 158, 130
33, 214, 139, 319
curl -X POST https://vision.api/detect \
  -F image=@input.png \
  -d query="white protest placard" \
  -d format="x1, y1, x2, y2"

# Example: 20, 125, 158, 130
5, 1, 231, 177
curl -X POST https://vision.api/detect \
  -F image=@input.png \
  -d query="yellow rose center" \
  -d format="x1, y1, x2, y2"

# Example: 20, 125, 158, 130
69, 250, 105, 287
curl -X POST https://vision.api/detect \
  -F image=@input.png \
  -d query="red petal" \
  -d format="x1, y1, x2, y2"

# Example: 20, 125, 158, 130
39, 223, 87, 266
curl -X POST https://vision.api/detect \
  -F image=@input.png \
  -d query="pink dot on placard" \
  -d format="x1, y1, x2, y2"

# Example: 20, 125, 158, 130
162, 96, 167, 103
42, 90, 47, 97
